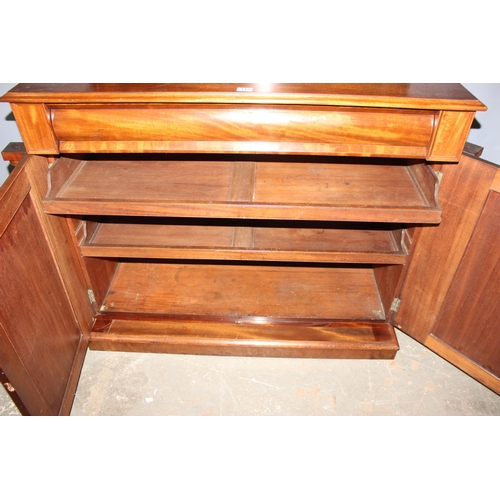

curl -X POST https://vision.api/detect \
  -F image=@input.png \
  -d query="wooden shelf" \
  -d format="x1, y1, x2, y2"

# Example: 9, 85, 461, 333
90, 319, 399, 359
79, 218, 408, 264
44, 156, 441, 223
99, 261, 388, 321
89, 259, 400, 360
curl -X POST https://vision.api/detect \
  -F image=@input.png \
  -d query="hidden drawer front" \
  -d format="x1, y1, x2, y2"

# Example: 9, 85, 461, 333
49, 104, 435, 158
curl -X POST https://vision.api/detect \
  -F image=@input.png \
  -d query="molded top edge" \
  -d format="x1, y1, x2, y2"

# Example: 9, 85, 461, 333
0, 83, 487, 111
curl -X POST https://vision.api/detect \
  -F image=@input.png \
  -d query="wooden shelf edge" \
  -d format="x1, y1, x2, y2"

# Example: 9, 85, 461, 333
80, 245, 407, 265
44, 199, 442, 224
90, 319, 399, 359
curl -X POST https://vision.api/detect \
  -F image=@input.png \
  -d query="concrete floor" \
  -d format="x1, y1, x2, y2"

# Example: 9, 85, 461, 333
1, 329, 500, 416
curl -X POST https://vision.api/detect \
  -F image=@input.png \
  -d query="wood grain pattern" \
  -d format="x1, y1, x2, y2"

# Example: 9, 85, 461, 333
228, 162, 256, 201
1, 84, 485, 160
428, 111, 476, 161
0, 180, 82, 415
50, 105, 433, 142
0, 83, 491, 414
2, 83, 486, 110
254, 161, 434, 207
232, 226, 254, 249
47, 104, 434, 157
10, 103, 58, 154
393, 154, 498, 342
44, 157, 441, 223
101, 262, 386, 321
431, 190, 500, 378
81, 219, 407, 264
24, 155, 95, 334
89, 319, 399, 359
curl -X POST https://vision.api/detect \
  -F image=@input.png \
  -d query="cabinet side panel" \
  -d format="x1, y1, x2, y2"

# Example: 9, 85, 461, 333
392, 154, 497, 342
431, 190, 500, 378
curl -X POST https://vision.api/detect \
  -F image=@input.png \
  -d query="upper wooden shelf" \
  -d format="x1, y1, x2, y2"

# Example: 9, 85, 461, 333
1, 84, 486, 161
44, 155, 441, 224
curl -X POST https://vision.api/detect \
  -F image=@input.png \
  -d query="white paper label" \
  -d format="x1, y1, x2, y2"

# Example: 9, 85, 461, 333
236, 87, 253, 92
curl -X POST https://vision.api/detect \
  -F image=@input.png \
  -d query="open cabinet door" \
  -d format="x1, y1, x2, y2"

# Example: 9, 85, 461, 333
0, 155, 93, 415
392, 152, 500, 394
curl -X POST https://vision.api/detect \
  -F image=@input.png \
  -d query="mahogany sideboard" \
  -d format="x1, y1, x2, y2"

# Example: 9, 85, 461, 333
0, 83, 498, 416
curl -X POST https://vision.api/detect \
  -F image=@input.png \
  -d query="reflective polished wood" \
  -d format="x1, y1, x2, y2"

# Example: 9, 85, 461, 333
1, 84, 497, 416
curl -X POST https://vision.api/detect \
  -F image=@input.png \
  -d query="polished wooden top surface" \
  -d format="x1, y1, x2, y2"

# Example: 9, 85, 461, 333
0, 83, 487, 110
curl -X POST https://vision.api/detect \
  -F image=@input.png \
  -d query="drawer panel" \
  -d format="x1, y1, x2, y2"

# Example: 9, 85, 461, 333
50, 104, 435, 158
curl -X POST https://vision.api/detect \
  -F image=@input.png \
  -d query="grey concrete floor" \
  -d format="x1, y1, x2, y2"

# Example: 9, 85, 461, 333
1, 329, 500, 416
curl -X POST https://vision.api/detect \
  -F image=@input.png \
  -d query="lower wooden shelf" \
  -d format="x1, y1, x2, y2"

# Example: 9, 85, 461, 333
100, 261, 388, 320
88, 261, 399, 359
90, 319, 399, 359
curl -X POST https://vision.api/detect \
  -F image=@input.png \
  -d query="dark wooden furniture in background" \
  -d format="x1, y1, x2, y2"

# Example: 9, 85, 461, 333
1, 142, 26, 167
0, 84, 498, 416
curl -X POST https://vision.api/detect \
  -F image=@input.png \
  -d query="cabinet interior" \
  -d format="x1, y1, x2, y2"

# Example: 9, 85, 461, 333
5, 83, 497, 414
41, 153, 441, 359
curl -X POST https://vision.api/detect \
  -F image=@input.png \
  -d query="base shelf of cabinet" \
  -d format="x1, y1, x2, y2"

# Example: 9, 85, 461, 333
90, 318, 399, 359
100, 261, 391, 320
86, 260, 401, 359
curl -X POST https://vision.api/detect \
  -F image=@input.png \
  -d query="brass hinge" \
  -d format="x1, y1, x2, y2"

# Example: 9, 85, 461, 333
87, 289, 96, 304
390, 298, 401, 313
